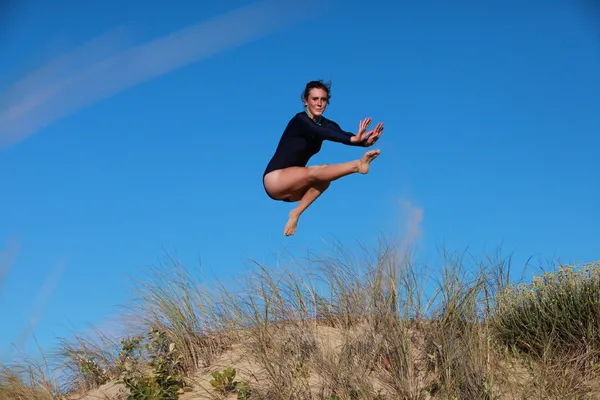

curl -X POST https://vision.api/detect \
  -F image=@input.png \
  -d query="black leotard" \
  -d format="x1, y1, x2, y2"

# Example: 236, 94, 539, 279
262, 111, 367, 201
264, 111, 367, 177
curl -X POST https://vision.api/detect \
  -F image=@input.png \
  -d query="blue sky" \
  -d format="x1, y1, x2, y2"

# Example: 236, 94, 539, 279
1, 0, 599, 362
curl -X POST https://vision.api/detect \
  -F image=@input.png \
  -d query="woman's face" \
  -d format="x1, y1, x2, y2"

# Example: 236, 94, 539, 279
304, 88, 329, 118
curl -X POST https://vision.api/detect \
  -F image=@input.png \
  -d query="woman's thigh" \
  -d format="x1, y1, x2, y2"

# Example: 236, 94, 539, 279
263, 167, 312, 200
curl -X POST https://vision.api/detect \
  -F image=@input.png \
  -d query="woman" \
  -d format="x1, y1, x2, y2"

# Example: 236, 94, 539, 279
263, 80, 384, 236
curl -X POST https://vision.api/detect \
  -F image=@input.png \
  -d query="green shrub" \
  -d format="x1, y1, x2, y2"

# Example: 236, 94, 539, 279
209, 367, 252, 399
493, 261, 600, 361
117, 329, 185, 400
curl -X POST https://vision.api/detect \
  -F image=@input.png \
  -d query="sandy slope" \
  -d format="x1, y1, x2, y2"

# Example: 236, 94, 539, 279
70, 323, 600, 400
71, 325, 348, 400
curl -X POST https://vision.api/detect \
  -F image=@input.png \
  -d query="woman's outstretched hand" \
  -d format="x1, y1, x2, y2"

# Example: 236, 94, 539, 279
365, 122, 384, 146
352, 118, 384, 146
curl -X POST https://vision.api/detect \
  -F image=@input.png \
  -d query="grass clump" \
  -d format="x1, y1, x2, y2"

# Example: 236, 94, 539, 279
0, 354, 64, 400
124, 257, 235, 373
56, 327, 119, 393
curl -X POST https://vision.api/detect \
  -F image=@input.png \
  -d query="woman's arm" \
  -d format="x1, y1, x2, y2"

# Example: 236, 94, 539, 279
295, 113, 367, 146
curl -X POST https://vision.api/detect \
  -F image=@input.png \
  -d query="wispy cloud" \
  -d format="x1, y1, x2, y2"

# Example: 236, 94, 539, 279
0, 0, 322, 150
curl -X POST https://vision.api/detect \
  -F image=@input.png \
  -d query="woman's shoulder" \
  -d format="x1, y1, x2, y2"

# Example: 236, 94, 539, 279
287, 111, 315, 126
291, 111, 308, 120
318, 115, 341, 130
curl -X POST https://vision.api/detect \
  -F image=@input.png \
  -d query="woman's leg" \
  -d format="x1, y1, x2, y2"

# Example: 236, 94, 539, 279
284, 180, 330, 236
264, 149, 381, 236
264, 149, 381, 200
264, 161, 355, 201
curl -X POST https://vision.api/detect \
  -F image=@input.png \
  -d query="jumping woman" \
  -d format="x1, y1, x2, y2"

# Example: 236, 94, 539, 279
262, 80, 384, 236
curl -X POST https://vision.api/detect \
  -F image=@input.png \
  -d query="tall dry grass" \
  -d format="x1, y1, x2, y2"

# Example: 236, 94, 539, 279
2, 236, 599, 399
0, 341, 65, 400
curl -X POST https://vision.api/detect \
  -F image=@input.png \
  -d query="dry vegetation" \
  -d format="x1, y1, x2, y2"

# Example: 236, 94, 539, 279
2, 237, 600, 399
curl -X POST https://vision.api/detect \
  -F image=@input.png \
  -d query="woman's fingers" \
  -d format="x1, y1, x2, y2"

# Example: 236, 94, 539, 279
359, 118, 370, 132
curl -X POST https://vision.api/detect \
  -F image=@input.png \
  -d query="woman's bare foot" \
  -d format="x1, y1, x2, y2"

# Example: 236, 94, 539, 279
358, 149, 381, 174
284, 211, 300, 236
